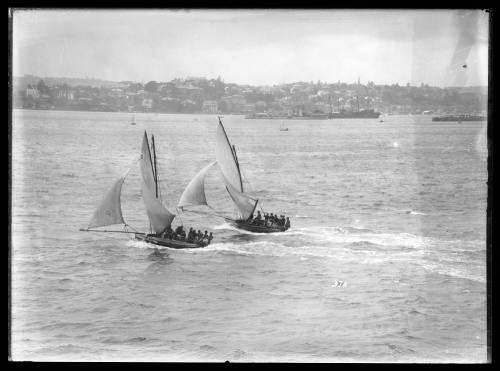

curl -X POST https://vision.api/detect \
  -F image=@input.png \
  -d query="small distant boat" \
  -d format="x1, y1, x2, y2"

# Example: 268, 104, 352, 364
80, 131, 209, 249
280, 122, 289, 131
178, 117, 289, 233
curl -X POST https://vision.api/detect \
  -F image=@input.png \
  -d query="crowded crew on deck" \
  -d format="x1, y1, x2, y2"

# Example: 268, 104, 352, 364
247, 210, 291, 230
156, 225, 214, 245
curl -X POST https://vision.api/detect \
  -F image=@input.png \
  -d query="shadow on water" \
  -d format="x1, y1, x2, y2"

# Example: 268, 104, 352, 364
222, 233, 262, 243
146, 249, 173, 265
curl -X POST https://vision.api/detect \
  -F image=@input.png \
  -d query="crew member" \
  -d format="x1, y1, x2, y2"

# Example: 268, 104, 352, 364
202, 230, 209, 244
285, 217, 291, 230
252, 210, 262, 225
187, 228, 194, 242
175, 225, 184, 237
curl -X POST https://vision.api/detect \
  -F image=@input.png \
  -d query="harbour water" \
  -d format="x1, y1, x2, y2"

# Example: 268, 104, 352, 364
10, 109, 488, 362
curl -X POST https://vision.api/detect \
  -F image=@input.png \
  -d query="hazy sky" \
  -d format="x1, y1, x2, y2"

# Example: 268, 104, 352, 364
12, 9, 489, 87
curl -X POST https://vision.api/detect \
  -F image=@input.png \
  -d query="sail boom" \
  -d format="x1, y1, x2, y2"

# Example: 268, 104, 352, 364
80, 229, 138, 234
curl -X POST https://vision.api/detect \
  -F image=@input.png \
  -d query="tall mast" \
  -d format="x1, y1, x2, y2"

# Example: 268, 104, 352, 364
218, 116, 244, 192
151, 134, 159, 199
232, 144, 244, 192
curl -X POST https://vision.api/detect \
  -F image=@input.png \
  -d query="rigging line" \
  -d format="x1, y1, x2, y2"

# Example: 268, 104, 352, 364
122, 154, 142, 180
180, 206, 227, 220
120, 157, 143, 230
175, 207, 184, 226
240, 172, 254, 193
124, 223, 141, 233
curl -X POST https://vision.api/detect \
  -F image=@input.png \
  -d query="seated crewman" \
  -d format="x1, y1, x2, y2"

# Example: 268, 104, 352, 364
207, 232, 214, 245
285, 217, 291, 230
202, 230, 209, 244
175, 225, 183, 235
179, 228, 186, 240
252, 210, 262, 224
266, 213, 272, 226
167, 226, 174, 239
187, 228, 194, 242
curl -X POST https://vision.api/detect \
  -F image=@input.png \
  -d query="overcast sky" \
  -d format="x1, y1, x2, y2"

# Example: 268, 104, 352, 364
12, 9, 489, 87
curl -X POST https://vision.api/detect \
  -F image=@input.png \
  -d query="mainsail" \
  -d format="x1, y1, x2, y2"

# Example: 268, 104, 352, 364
216, 121, 244, 192
215, 120, 258, 220
178, 161, 217, 209
141, 178, 175, 234
224, 177, 258, 220
139, 131, 176, 233
140, 131, 156, 195
87, 176, 126, 229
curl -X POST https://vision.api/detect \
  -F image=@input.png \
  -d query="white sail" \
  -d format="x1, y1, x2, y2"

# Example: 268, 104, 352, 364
141, 178, 175, 234
178, 161, 217, 208
215, 120, 259, 220
140, 131, 156, 195
215, 122, 243, 192
224, 176, 258, 220
88, 177, 126, 229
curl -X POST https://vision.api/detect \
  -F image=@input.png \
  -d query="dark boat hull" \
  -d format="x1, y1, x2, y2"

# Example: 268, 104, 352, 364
227, 219, 288, 233
135, 233, 206, 249
432, 115, 486, 122
329, 111, 381, 119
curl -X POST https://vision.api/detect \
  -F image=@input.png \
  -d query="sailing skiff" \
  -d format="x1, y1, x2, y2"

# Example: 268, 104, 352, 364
80, 131, 208, 249
178, 118, 289, 233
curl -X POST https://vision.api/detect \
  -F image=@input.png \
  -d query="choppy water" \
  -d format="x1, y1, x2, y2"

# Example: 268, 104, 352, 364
11, 110, 487, 362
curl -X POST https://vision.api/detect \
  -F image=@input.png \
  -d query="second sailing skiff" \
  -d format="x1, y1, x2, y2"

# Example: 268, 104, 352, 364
178, 118, 289, 233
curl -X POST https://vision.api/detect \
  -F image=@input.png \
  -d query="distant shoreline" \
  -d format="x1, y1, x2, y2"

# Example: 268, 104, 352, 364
12, 107, 231, 116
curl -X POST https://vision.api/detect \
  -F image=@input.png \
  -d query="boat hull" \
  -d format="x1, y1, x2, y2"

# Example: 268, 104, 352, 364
432, 115, 486, 122
227, 219, 288, 233
135, 233, 207, 249
329, 111, 381, 119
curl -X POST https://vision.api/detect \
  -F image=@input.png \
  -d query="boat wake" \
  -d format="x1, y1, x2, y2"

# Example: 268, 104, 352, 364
286, 226, 428, 249
122, 224, 484, 283
126, 239, 158, 250
213, 222, 265, 235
